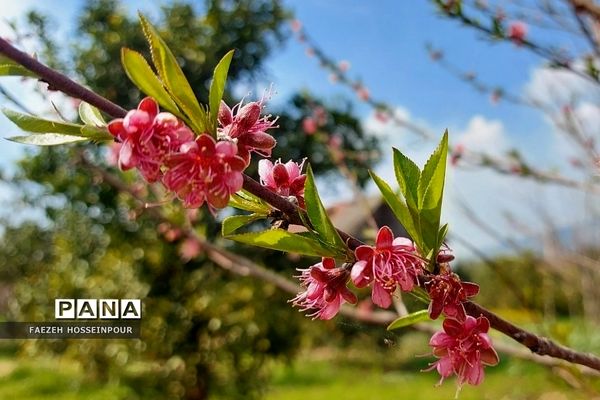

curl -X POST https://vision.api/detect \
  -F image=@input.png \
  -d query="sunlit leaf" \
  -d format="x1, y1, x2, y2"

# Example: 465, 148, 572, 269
387, 310, 430, 331
393, 148, 420, 209
0, 63, 37, 78
120, 48, 181, 116
3, 109, 82, 135
78, 102, 106, 127
370, 171, 422, 251
417, 131, 448, 252
7, 134, 88, 146
139, 14, 208, 133
226, 229, 338, 257
304, 164, 346, 251
228, 190, 271, 214
208, 50, 234, 135
3, 108, 112, 142
221, 214, 264, 236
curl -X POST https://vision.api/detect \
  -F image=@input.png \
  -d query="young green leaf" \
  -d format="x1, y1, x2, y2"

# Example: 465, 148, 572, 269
120, 48, 181, 116
78, 102, 106, 127
369, 171, 422, 251
221, 214, 265, 236
3, 109, 85, 135
304, 164, 346, 250
435, 223, 449, 253
228, 190, 271, 214
226, 229, 338, 257
3, 109, 112, 141
138, 14, 208, 133
208, 50, 234, 135
417, 131, 448, 251
7, 134, 88, 146
393, 148, 420, 209
79, 125, 114, 141
386, 309, 430, 331
0, 63, 37, 78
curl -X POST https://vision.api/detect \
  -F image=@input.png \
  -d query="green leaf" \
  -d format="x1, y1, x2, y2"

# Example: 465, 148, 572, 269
139, 14, 207, 133
7, 134, 88, 146
436, 223, 449, 252
304, 164, 346, 250
226, 229, 338, 257
393, 148, 420, 209
208, 50, 234, 135
79, 125, 114, 141
409, 287, 431, 304
3, 109, 112, 141
228, 190, 271, 214
4, 109, 85, 135
417, 131, 448, 251
221, 214, 264, 236
120, 48, 180, 116
386, 310, 430, 331
370, 171, 422, 250
0, 63, 37, 78
78, 102, 106, 127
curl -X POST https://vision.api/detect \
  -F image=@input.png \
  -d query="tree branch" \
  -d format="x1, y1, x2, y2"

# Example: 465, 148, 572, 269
570, 0, 600, 20
0, 38, 127, 118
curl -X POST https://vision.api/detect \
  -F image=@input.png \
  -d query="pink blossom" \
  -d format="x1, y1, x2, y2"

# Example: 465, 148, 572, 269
107, 97, 194, 182
217, 99, 277, 166
163, 134, 246, 211
258, 159, 306, 206
490, 89, 502, 104
292, 258, 357, 320
338, 60, 351, 72
508, 21, 527, 44
375, 111, 389, 123
351, 226, 424, 308
302, 117, 318, 135
179, 237, 202, 261
450, 144, 465, 166
356, 86, 370, 102
570, 158, 583, 168
290, 19, 302, 33
428, 316, 499, 387
425, 267, 479, 321
328, 134, 343, 150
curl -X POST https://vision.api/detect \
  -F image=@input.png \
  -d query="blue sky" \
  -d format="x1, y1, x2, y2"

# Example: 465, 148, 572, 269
0, 0, 597, 259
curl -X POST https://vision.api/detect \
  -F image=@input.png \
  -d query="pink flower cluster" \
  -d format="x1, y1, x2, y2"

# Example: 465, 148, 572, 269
425, 265, 479, 321
508, 21, 527, 44
428, 316, 499, 387
425, 257, 496, 388
258, 159, 307, 207
217, 99, 277, 166
291, 225, 497, 388
292, 226, 423, 319
108, 97, 276, 211
352, 226, 423, 308
291, 257, 357, 320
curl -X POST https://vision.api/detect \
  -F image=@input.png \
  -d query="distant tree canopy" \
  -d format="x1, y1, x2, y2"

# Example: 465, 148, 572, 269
0, 1, 380, 399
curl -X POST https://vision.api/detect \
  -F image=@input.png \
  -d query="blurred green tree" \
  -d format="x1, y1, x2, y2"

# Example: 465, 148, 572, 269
0, 1, 379, 399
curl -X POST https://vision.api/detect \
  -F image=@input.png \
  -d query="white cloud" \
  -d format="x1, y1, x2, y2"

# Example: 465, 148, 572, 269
361, 105, 597, 261
455, 115, 509, 154
574, 102, 600, 137
524, 61, 599, 107
363, 106, 412, 137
